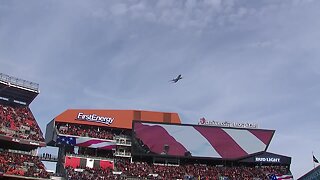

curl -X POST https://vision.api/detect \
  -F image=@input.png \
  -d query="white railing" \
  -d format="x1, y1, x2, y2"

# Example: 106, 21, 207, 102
0, 73, 39, 92
113, 151, 131, 157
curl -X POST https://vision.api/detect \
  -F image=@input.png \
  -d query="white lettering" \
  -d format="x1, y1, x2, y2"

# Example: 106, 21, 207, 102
198, 118, 258, 129
255, 157, 280, 163
30, 142, 40, 145
76, 113, 114, 125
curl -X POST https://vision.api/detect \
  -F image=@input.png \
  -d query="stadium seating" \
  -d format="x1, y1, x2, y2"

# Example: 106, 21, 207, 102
0, 151, 50, 179
0, 103, 44, 142
64, 158, 291, 180
66, 167, 118, 180
57, 123, 114, 140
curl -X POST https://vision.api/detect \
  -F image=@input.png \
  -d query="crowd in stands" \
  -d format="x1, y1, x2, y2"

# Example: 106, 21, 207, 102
0, 103, 44, 142
66, 167, 119, 180
58, 123, 114, 140
65, 158, 291, 180
0, 151, 50, 179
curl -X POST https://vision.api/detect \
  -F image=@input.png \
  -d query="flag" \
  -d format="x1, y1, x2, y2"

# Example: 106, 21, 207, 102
57, 135, 116, 150
313, 155, 319, 163
86, 158, 94, 168
65, 156, 81, 168
268, 174, 293, 180
57, 136, 76, 146
98, 160, 114, 169
199, 117, 206, 124
65, 156, 114, 169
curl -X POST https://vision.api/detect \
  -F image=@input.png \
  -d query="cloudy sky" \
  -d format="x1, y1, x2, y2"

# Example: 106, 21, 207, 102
1, 0, 320, 178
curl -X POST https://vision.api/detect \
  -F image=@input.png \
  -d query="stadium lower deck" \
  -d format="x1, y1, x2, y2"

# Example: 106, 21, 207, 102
66, 159, 291, 180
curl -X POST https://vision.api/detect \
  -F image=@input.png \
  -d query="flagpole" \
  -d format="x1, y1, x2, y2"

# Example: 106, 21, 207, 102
313, 151, 315, 169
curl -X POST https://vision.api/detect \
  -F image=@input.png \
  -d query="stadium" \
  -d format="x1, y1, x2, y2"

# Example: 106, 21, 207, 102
0, 73, 294, 180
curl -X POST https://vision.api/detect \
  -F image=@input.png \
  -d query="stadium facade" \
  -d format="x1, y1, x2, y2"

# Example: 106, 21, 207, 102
45, 109, 181, 175
45, 109, 293, 179
0, 72, 295, 179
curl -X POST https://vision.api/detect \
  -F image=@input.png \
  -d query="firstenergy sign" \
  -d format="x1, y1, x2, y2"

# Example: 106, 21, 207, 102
76, 112, 114, 125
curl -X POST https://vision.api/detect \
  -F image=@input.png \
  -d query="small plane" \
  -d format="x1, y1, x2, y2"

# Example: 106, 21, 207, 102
170, 74, 183, 83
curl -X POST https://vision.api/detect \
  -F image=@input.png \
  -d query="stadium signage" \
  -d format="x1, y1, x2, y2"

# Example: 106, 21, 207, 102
76, 112, 114, 125
255, 157, 280, 163
30, 142, 40, 146
198, 117, 258, 129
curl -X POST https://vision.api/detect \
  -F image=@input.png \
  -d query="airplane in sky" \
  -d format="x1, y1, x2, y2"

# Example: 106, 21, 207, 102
170, 74, 183, 83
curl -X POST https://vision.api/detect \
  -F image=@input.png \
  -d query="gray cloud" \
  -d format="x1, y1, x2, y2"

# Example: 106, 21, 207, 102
1, 0, 320, 177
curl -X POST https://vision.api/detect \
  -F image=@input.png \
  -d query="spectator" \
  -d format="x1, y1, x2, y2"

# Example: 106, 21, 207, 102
0, 104, 44, 142
58, 123, 114, 140
0, 151, 50, 179
65, 157, 291, 180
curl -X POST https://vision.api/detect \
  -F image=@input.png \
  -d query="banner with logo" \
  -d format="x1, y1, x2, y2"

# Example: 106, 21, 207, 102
54, 109, 181, 129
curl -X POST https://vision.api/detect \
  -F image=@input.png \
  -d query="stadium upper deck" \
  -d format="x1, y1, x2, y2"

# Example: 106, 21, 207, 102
131, 121, 292, 167
0, 73, 45, 149
45, 109, 182, 176
0, 73, 48, 179
0, 73, 39, 105
45, 109, 181, 146
132, 121, 275, 160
